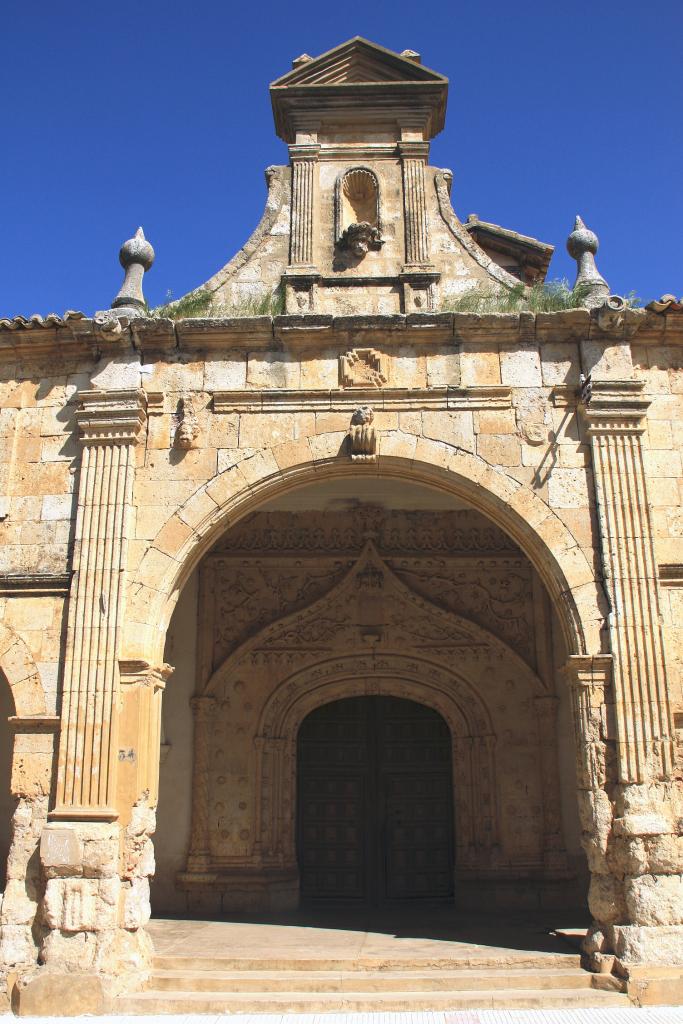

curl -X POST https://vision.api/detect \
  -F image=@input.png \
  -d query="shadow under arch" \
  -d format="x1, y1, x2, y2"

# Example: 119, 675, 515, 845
128, 447, 608, 668
0, 622, 46, 719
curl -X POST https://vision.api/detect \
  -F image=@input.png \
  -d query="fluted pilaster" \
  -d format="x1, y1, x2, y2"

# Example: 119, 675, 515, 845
289, 144, 319, 267
53, 389, 146, 819
582, 381, 675, 784
399, 142, 430, 267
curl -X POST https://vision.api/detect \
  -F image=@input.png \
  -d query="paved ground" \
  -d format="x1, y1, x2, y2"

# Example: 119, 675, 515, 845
3, 1010, 683, 1022
148, 909, 587, 962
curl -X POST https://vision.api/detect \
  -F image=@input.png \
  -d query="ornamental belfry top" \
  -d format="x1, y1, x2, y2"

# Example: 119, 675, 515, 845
1, 36, 683, 1017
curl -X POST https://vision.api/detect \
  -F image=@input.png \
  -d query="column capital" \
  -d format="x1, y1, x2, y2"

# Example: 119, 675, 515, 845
580, 379, 649, 435
190, 694, 218, 718
76, 389, 147, 446
563, 654, 613, 689
398, 140, 430, 162
119, 659, 174, 691
288, 143, 321, 163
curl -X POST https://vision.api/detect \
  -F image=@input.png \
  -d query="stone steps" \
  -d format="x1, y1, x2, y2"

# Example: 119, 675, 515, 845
151, 951, 582, 972
117, 987, 629, 1013
147, 965, 612, 993
114, 953, 630, 1013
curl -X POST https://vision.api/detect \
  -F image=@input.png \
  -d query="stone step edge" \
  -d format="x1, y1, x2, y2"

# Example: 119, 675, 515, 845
116, 987, 629, 1011
149, 966, 593, 980
152, 953, 582, 971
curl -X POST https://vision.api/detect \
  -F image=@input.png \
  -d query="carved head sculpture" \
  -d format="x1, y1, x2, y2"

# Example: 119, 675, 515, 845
351, 406, 374, 426
174, 396, 199, 449
343, 222, 383, 257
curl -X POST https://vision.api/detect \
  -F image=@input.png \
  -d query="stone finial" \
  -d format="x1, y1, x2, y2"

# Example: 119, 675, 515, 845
112, 227, 155, 312
401, 49, 422, 64
566, 216, 609, 308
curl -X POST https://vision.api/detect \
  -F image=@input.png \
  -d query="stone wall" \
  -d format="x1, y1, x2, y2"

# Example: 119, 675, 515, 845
0, 304, 682, 1008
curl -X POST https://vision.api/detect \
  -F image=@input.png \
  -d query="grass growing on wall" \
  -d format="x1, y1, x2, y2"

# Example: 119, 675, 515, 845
149, 286, 285, 319
441, 280, 592, 314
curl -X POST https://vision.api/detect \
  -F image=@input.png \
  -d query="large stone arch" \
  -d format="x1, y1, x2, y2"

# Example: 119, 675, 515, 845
0, 623, 46, 719
126, 438, 607, 667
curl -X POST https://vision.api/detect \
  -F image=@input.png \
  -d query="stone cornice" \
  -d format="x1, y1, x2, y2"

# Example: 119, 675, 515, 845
76, 389, 147, 446
3, 308, 683, 364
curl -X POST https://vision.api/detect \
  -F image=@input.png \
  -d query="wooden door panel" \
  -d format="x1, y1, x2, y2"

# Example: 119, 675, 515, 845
297, 695, 454, 904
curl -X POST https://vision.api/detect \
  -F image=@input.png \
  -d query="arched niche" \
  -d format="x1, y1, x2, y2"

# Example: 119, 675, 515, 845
335, 167, 383, 256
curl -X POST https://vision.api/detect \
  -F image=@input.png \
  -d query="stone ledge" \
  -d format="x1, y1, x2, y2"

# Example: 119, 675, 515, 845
4, 307, 683, 363
212, 385, 511, 414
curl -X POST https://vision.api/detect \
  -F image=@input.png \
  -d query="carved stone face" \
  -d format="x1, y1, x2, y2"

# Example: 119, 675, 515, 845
340, 222, 382, 257
351, 405, 374, 426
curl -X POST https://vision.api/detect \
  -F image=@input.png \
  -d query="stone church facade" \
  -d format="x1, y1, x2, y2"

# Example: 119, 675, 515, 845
1, 36, 682, 1012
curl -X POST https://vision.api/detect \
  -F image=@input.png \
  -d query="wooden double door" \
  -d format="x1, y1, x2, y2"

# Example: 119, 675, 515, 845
297, 695, 454, 905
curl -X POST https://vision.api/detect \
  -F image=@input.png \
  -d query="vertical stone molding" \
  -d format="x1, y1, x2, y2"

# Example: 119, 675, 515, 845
118, 660, 174, 812
289, 144, 320, 267
534, 695, 568, 870
399, 141, 431, 267
581, 381, 675, 785
186, 695, 217, 873
565, 655, 612, 796
53, 389, 147, 820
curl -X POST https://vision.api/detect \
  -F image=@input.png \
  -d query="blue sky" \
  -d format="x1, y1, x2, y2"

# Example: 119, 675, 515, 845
2, 1, 681, 316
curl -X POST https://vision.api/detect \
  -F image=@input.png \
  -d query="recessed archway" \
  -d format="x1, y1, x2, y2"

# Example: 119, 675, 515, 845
153, 472, 589, 918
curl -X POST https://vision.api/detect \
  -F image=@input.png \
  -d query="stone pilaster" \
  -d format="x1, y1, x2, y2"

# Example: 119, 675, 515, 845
399, 141, 431, 267
576, 382, 683, 970
398, 141, 439, 312
52, 389, 147, 820
581, 381, 675, 785
289, 143, 319, 268
185, 695, 217, 873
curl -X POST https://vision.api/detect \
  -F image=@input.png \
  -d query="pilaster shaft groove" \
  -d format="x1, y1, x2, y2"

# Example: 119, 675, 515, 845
582, 382, 674, 784
53, 389, 146, 819
289, 145, 319, 267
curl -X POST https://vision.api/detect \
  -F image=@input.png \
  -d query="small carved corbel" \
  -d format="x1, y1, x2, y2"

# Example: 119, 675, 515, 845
596, 294, 628, 333
174, 396, 199, 449
348, 406, 376, 461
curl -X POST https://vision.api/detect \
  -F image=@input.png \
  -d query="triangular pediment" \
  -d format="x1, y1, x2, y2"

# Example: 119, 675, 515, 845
271, 37, 448, 88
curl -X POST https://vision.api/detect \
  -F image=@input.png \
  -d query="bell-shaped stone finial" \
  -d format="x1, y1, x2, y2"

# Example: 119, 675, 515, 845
111, 227, 155, 311
566, 215, 610, 308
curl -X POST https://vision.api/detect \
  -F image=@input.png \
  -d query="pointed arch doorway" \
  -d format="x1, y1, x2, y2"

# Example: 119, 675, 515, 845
297, 695, 454, 905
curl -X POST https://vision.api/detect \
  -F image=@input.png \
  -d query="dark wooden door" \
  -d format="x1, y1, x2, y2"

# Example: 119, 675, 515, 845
297, 695, 454, 904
